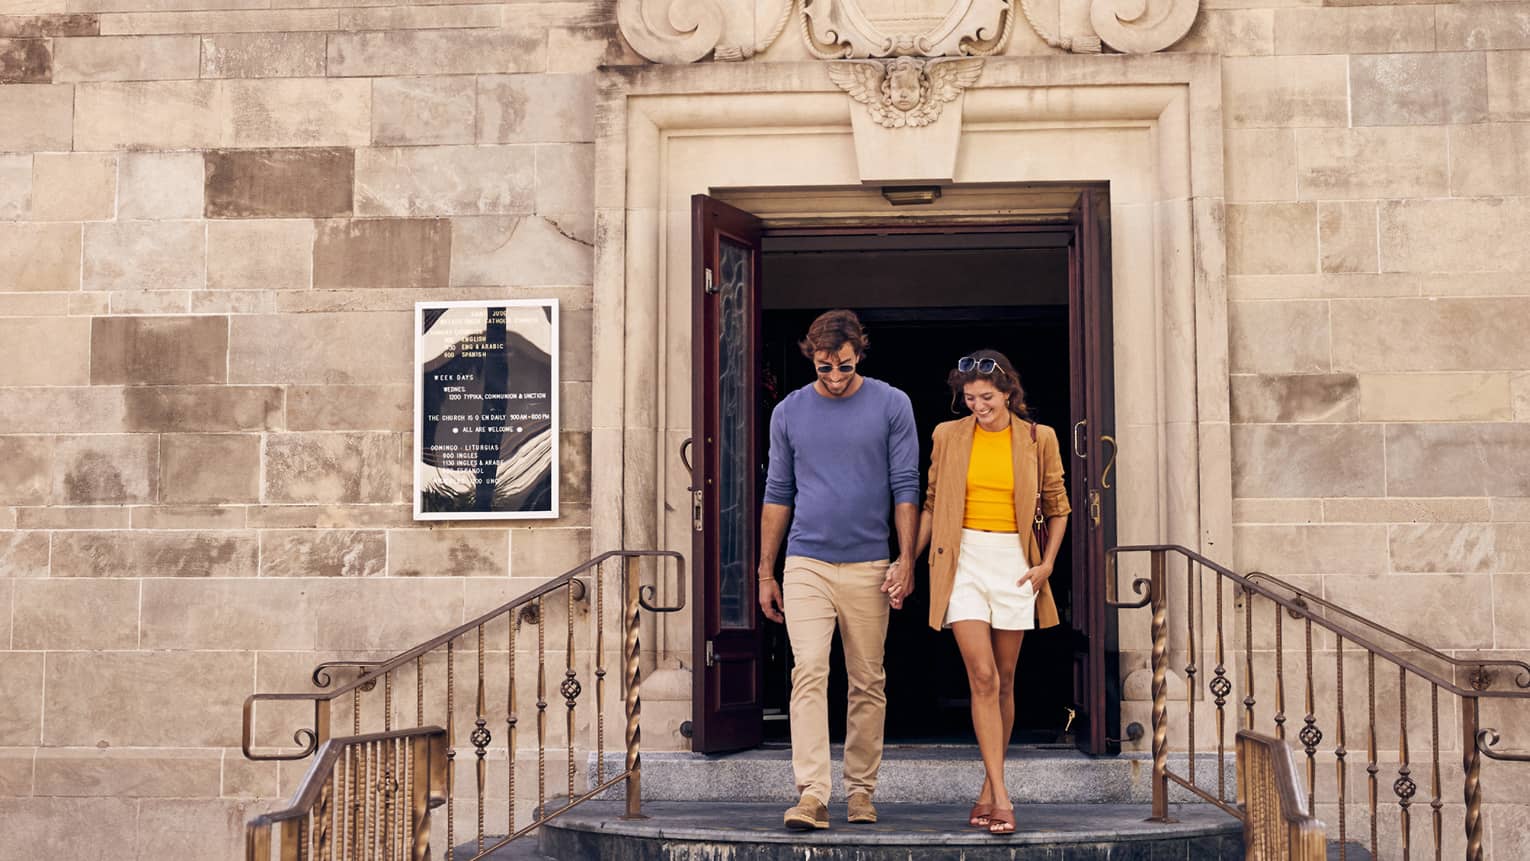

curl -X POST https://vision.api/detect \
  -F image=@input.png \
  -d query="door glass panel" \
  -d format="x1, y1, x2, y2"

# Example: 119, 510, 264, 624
717, 238, 752, 629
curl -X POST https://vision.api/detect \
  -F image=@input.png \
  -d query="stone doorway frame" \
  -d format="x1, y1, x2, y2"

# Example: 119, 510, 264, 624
591, 55, 1231, 737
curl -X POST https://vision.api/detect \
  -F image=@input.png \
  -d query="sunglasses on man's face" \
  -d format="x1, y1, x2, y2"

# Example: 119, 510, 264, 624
816, 362, 856, 375
957, 356, 1002, 374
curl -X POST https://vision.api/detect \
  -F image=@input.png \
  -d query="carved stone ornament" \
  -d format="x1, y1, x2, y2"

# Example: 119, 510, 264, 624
829, 56, 983, 128
1021, 0, 1198, 54
802, 0, 1016, 59
615, 0, 1200, 64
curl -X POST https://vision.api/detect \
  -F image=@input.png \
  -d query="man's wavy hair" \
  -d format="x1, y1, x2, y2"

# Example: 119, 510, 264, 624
799, 309, 869, 360
948, 348, 1030, 419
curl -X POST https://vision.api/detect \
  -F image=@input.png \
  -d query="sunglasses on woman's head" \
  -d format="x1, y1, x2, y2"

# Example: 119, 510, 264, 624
816, 363, 856, 374
957, 356, 1002, 374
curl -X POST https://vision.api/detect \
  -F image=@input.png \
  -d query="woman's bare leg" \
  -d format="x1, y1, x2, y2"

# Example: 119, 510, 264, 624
975, 629, 1025, 805
952, 621, 1013, 814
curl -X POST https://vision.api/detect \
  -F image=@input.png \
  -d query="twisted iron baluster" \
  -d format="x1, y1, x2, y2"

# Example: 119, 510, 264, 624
1461, 696, 1483, 861
623, 555, 643, 820
1149, 551, 1170, 821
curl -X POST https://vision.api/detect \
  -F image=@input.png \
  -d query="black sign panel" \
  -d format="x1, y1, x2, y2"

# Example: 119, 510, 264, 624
413, 300, 559, 520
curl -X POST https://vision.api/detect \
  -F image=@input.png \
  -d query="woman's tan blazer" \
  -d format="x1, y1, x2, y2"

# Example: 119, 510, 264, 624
923, 413, 1072, 631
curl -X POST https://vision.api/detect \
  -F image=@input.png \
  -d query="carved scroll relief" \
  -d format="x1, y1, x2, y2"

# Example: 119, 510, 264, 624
616, 0, 793, 65
802, 0, 1016, 59
614, 0, 1200, 64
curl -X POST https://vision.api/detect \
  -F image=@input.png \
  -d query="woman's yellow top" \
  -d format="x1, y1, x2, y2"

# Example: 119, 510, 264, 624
962, 423, 1018, 532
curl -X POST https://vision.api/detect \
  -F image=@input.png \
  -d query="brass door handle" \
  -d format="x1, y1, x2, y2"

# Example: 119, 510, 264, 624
1099, 434, 1117, 489
681, 437, 702, 532
1072, 420, 1087, 459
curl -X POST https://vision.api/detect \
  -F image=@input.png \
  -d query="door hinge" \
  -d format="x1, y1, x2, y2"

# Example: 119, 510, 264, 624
705, 640, 715, 667
704, 267, 717, 294
691, 488, 704, 532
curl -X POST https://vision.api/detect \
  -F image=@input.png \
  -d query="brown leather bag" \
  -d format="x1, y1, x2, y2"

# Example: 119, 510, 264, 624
1029, 421, 1049, 563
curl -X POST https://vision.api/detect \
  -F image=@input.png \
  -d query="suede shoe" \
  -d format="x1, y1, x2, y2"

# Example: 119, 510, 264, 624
783, 795, 829, 831
847, 791, 878, 824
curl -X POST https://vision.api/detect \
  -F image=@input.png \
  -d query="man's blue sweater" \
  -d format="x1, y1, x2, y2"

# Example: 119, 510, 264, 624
763, 377, 920, 564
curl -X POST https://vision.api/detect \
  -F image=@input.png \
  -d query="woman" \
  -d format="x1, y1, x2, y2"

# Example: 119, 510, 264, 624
913, 349, 1070, 835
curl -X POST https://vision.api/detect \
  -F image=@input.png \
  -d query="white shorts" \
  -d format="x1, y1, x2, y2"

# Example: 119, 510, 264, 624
942, 528, 1037, 631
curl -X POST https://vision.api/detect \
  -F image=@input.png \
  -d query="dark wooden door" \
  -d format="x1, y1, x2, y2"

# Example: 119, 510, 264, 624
1067, 188, 1121, 755
689, 194, 766, 753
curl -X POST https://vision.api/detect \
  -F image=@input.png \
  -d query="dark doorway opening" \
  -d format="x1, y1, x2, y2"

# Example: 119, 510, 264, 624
756, 230, 1078, 745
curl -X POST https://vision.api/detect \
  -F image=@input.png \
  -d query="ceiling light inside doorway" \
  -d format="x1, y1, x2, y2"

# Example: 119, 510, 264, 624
881, 186, 942, 206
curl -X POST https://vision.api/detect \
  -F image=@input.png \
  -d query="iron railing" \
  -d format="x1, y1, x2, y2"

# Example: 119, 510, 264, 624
1111, 544, 1530, 861
1237, 730, 1327, 860
243, 550, 686, 861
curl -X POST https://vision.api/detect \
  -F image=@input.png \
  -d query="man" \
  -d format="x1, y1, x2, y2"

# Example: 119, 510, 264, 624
757, 308, 919, 831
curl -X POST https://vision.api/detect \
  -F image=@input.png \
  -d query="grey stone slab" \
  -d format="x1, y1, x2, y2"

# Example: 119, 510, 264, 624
527, 800, 1242, 861
589, 748, 1236, 806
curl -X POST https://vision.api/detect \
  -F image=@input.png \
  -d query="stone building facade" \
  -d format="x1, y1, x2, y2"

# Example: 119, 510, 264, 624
1, 0, 1529, 857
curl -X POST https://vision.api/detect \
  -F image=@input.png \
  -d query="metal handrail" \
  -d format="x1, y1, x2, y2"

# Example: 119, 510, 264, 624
1114, 543, 1530, 861
1110, 544, 1530, 700
242, 549, 686, 761
244, 548, 686, 861
1246, 571, 1530, 689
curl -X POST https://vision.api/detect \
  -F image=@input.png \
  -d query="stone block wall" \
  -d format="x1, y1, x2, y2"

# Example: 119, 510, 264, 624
1163, 9, 1530, 856
0, 1, 626, 855
3, 0, 1530, 855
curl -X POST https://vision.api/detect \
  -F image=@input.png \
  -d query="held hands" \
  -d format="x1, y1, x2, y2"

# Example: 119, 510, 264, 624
1018, 562, 1053, 595
881, 558, 914, 610
759, 574, 785, 624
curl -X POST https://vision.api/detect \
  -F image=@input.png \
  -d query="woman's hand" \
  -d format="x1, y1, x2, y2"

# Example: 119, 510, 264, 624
1018, 562, 1053, 594
881, 558, 914, 610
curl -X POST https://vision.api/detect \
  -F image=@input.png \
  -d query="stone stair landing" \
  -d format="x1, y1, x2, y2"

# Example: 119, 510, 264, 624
536, 800, 1243, 860
592, 744, 1237, 805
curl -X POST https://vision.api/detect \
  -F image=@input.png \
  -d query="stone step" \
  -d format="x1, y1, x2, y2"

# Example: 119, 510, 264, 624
591, 744, 1237, 805
533, 800, 1244, 860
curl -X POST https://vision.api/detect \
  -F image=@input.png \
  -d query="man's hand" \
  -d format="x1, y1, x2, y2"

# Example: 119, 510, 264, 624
1018, 562, 1053, 595
880, 558, 914, 610
759, 577, 785, 623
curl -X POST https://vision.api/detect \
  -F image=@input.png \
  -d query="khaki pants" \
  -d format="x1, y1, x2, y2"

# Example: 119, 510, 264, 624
782, 555, 890, 804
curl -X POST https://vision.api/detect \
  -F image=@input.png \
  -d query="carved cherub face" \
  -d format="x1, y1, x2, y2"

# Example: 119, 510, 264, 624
883, 58, 926, 112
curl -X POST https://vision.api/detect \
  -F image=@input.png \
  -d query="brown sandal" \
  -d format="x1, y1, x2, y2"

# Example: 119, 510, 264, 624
967, 802, 993, 827
987, 806, 1016, 835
